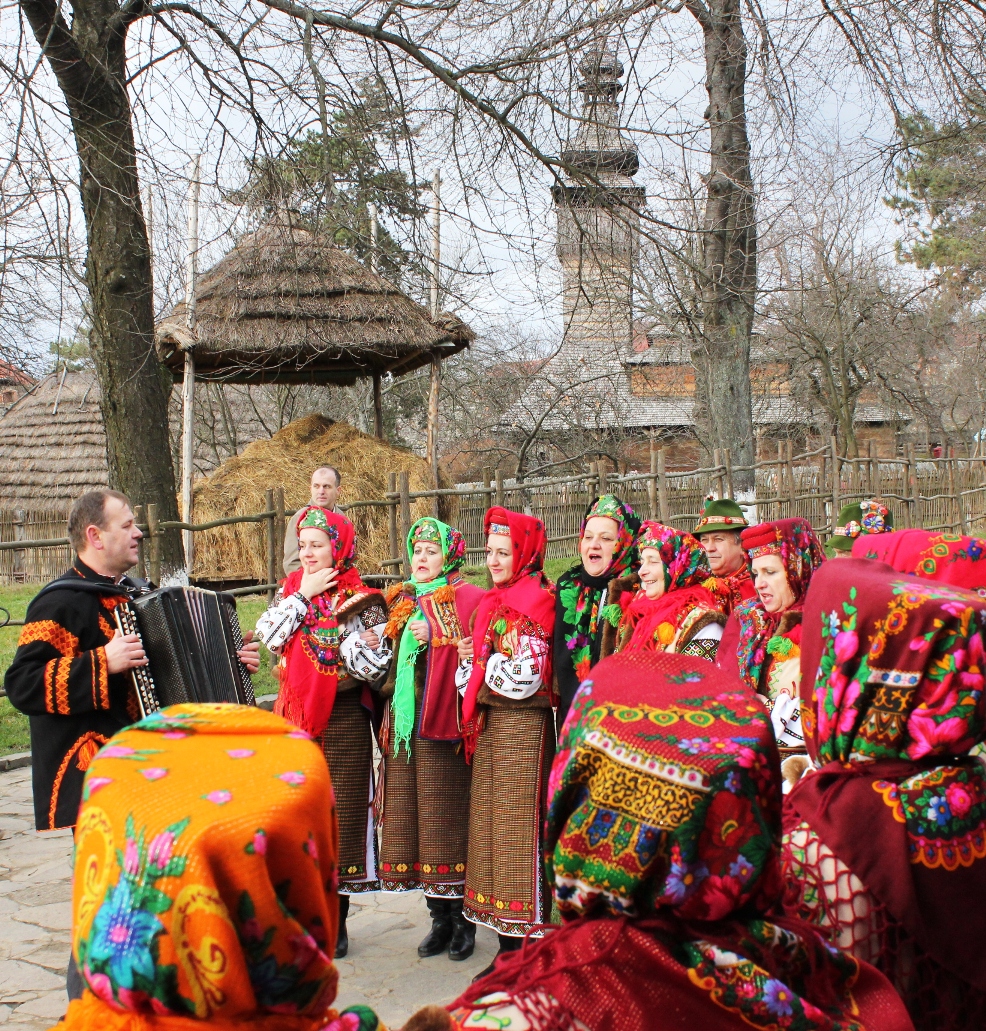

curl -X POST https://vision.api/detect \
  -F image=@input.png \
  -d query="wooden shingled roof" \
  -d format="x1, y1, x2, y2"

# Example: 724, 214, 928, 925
155, 218, 474, 385
0, 370, 108, 510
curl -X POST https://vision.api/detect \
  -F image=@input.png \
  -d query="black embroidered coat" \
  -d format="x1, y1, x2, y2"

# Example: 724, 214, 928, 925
4, 561, 146, 830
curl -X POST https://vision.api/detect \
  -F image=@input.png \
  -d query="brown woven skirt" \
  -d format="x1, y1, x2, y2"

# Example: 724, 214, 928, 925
319, 688, 379, 894
379, 710, 471, 897
464, 704, 554, 936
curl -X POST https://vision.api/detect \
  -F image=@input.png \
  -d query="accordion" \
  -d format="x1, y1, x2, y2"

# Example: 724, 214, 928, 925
114, 586, 256, 716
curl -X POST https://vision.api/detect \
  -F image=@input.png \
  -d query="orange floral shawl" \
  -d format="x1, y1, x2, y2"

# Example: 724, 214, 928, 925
53, 703, 385, 1031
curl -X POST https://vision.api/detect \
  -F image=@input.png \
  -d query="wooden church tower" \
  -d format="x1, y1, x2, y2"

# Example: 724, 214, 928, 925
552, 47, 645, 367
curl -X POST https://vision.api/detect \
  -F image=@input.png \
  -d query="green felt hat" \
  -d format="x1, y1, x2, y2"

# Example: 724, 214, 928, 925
693, 498, 749, 535
826, 500, 894, 554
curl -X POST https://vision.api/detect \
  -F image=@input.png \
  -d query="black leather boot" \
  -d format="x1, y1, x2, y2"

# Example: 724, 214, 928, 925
472, 932, 521, 981
448, 899, 476, 961
417, 897, 454, 958
335, 895, 350, 959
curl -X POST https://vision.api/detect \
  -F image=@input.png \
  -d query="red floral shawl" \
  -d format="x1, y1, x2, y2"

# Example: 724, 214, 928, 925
620, 522, 724, 652
275, 508, 381, 738
449, 652, 911, 1031
852, 528, 986, 593
718, 518, 824, 694
789, 557, 986, 991
461, 507, 555, 758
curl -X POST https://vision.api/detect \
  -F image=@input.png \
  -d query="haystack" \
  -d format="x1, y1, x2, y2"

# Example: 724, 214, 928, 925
156, 216, 473, 384
191, 414, 454, 581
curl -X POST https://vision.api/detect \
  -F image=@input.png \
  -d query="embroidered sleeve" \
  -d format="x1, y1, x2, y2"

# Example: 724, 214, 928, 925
485, 634, 548, 700
339, 613, 392, 681
455, 659, 473, 694
4, 595, 116, 717
255, 590, 307, 650
770, 691, 805, 750
678, 621, 724, 661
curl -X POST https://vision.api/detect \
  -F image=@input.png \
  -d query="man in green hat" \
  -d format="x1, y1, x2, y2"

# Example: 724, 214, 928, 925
694, 498, 756, 612
826, 499, 893, 559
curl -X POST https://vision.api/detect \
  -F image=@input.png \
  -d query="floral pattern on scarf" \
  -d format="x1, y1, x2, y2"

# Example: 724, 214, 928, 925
65, 704, 387, 1031
554, 495, 640, 702
853, 528, 986, 595
731, 518, 824, 695
445, 652, 902, 1031
788, 557, 986, 992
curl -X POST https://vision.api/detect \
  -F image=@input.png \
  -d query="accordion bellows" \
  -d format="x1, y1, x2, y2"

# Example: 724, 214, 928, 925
115, 587, 256, 714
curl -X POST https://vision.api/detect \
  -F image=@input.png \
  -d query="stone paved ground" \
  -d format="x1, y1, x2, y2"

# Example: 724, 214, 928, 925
0, 766, 496, 1030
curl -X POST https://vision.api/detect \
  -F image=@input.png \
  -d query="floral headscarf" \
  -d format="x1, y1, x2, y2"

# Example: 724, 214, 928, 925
789, 557, 986, 994
727, 518, 825, 694
554, 495, 640, 719
388, 517, 468, 757
62, 704, 384, 1031
621, 522, 723, 652
853, 528, 986, 594
443, 652, 909, 1031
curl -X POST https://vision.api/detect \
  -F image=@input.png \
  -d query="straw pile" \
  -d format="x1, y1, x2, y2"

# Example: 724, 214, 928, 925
191, 414, 454, 582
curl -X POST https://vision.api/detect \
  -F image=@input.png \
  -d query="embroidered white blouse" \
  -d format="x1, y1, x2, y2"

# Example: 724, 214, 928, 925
255, 590, 390, 681
454, 634, 550, 701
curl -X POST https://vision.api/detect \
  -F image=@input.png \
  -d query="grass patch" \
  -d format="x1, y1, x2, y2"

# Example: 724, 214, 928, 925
0, 585, 40, 755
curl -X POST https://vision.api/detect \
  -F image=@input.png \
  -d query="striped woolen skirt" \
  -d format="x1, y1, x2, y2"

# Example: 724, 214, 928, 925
319, 688, 379, 894
379, 712, 471, 897
464, 704, 554, 936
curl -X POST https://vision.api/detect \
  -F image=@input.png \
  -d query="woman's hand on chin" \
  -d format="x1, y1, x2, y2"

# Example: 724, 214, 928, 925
300, 566, 338, 600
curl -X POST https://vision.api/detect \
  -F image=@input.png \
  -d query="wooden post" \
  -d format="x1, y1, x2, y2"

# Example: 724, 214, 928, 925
908, 443, 922, 528
865, 440, 875, 496
181, 153, 201, 576
12, 509, 24, 581
830, 436, 841, 531
648, 437, 658, 519
714, 448, 726, 499
483, 467, 494, 511
147, 503, 161, 586
398, 471, 412, 578
776, 442, 785, 516
657, 448, 670, 523
494, 468, 504, 508
598, 461, 608, 497
134, 504, 146, 580
274, 488, 286, 572
387, 473, 400, 570
724, 447, 735, 499
265, 489, 276, 603
786, 440, 796, 516
427, 355, 441, 510
903, 446, 913, 529
372, 372, 384, 440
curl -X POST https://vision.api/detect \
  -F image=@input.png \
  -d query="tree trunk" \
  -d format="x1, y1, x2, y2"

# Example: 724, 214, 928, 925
20, 0, 182, 573
687, 0, 757, 488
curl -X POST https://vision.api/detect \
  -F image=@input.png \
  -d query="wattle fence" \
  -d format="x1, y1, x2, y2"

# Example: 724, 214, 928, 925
2, 440, 986, 592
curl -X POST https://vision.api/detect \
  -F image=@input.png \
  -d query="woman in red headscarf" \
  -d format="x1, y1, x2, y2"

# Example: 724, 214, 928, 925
456, 506, 556, 975
255, 505, 389, 958
718, 517, 825, 756
783, 557, 986, 1030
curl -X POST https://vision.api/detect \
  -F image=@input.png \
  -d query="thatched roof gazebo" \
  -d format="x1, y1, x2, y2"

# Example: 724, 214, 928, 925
155, 218, 474, 385
0, 370, 108, 511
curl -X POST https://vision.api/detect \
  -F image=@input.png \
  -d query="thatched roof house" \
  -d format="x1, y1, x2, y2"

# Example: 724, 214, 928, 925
156, 219, 474, 384
0, 370, 108, 511
191, 414, 454, 582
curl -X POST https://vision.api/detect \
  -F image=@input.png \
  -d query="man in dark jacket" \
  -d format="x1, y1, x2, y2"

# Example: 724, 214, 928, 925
5, 489, 150, 832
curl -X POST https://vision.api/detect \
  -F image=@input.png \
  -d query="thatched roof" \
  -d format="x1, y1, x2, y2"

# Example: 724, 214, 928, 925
191, 414, 454, 581
0, 370, 108, 511
156, 219, 474, 385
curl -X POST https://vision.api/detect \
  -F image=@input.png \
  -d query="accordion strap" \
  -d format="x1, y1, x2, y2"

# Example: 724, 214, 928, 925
35, 575, 152, 604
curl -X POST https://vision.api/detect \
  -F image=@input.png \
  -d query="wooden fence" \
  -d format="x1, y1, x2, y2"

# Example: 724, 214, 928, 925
3, 440, 986, 589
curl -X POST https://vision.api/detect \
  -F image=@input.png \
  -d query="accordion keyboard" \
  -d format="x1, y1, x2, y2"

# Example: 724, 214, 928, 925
114, 603, 161, 717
